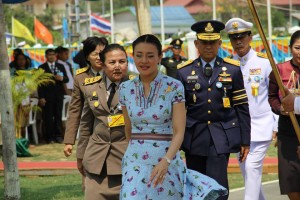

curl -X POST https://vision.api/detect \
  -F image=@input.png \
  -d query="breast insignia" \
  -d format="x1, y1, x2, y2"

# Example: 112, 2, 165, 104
226, 54, 233, 59
84, 76, 102, 86
76, 66, 89, 75
177, 60, 193, 69
257, 52, 268, 59
129, 74, 136, 80
223, 57, 240, 67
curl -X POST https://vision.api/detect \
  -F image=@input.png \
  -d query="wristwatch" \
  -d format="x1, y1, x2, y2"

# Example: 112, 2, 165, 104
163, 156, 171, 164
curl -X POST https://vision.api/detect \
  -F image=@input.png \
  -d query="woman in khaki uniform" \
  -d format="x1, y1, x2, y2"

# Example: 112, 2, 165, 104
76, 44, 128, 200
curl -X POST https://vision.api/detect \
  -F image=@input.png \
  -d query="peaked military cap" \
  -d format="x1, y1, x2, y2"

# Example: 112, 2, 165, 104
225, 18, 253, 39
170, 39, 183, 49
191, 20, 225, 41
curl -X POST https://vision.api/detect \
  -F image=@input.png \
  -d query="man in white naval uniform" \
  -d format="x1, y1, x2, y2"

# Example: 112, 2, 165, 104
225, 18, 276, 200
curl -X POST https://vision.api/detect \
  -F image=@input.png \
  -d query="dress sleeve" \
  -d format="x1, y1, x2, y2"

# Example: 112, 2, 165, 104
119, 82, 127, 106
171, 81, 185, 104
268, 70, 281, 114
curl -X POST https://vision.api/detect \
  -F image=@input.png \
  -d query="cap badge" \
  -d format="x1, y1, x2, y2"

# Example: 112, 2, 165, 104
232, 22, 239, 29
205, 23, 214, 33
176, 40, 180, 45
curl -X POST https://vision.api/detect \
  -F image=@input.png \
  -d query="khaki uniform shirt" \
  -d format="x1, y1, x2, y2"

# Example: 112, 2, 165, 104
76, 74, 127, 175
63, 66, 94, 145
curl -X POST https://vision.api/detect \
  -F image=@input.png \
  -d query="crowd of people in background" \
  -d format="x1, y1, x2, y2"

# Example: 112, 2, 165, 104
9, 16, 300, 200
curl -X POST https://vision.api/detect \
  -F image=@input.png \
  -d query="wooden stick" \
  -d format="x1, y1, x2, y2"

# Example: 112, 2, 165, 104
247, 0, 300, 143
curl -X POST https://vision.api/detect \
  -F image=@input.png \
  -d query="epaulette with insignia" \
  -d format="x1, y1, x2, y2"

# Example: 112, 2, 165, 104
177, 60, 193, 69
76, 66, 89, 75
257, 52, 268, 59
84, 76, 102, 86
223, 57, 240, 67
226, 54, 233, 59
129, 74, 136, 80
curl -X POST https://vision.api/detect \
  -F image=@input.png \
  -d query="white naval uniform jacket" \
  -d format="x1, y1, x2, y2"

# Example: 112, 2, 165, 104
233, 49, 275, 141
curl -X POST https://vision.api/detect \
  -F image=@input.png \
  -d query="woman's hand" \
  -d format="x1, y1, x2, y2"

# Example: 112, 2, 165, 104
280, 105, 289, 116
149, 158, 169, 188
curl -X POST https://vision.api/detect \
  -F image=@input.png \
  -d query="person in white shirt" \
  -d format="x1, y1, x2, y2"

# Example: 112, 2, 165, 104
56, 46, 74, 95
225, 18, 276, 200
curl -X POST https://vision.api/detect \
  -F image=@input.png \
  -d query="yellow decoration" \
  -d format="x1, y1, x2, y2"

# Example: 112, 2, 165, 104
205, 23, 214, 33
223, 57, 240, 67
76, 66, 89, 75
177, 60, 193, 69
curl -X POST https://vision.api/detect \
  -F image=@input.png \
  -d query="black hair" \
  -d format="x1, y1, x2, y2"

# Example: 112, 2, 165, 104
290, 30, 300, 47
100, 44, 127, 63
13, 48, 23, 56
15, 53, 31, 70
45, 49, 56, 55
82, 36, 109, 64
132, 34, 162, 56
55, 46, 69, 54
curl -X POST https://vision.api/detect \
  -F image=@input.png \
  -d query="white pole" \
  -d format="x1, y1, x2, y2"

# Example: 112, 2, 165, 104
110, 0, 114, 43
12, 16, 14, 48
267, 0, 272, 50
160, 0, 165, 48
75, 0, 80, 43
289, 0, 292, 27
87, 1, 92, 37
34, 16, 37, 44
212, 0, 216, 20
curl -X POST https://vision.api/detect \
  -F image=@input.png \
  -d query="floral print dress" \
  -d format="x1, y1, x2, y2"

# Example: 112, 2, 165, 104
119, 72, 227, 200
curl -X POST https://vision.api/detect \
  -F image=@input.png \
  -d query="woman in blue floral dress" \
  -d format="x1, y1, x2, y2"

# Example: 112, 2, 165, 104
119, 34, 227, 200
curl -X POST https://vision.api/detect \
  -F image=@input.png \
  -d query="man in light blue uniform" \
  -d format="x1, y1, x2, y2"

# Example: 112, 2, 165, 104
225, 18, 277, 200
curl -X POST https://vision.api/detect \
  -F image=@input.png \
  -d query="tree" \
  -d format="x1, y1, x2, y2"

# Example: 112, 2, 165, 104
0, 1, 21, 199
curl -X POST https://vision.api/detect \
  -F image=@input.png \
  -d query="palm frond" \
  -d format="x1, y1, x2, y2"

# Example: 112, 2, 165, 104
12, 68, 55, 130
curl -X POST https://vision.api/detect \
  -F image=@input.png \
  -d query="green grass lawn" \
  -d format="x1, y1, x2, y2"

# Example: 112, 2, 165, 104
0, 173, 279, 200
0, 174, 83, 200
0, 140, 279, 199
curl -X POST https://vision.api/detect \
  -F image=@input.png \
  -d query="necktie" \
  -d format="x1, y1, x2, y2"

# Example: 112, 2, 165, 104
96, 72, 100, 76
50, 64, 54, 73
204, 63, 212, 78
107, 83, 116, 108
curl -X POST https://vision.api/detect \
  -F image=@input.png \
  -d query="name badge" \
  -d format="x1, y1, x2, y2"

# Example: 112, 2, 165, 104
108, 114, 125, 127
187, 75, 198, 83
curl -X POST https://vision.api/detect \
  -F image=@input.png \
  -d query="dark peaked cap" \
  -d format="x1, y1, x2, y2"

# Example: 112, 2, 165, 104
191, 20, 225, 41
170, 39, 183, 49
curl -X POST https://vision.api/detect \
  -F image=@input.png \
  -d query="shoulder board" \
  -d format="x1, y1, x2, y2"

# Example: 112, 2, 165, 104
84, 76, 102, 86
76, 66, 89, 75
128, 74, 136, 80
226, 54, 233, 59
223, 57, 240, 67
177, 60, 193, 69
257, 52, 268, 59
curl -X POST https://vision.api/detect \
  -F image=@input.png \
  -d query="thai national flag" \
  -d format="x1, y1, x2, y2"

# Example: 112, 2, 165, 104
90, 13, 111, 35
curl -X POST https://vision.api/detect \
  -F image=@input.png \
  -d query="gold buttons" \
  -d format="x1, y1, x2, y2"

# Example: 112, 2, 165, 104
208, 88, 212, 92
232, 122, 235, 126
208, 99, 211, 103
208, 110, 211, 114
208, 121, 211, 125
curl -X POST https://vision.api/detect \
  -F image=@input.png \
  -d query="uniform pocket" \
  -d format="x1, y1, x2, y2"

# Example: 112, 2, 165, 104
220, 120, 241, 151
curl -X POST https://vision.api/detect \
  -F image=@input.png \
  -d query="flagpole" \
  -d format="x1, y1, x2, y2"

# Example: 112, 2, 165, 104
11, 16, 14, 48
160, 0, 165, 48
87, 1, 92, 37
110, 0, 114, 43
34, 16, 37, 44
63, 15, 66, 46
